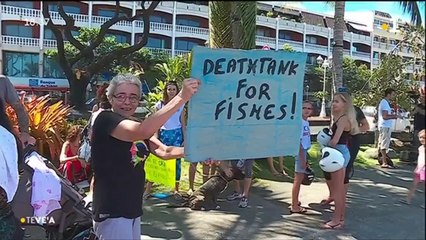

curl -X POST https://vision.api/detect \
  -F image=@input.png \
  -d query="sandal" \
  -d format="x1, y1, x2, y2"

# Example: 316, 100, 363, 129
320, 198, 334, 206
290, 206, 307, 214
173, 192, 183, 201
323, 221, 343, 229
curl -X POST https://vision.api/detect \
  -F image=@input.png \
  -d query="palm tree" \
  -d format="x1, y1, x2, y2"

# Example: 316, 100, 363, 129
399, 1, 424, 27
209, 2, 256, 49
332, 1, 345, 90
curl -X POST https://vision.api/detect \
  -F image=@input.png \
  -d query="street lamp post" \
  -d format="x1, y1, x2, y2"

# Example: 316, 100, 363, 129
316, 56, 331, 118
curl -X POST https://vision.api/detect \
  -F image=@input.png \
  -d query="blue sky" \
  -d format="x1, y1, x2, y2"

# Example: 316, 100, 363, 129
263, 1, 425, 26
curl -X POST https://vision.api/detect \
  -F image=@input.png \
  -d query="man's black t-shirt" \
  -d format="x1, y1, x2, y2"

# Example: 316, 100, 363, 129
91, 110, 149, 222
414, 103, 425, 131
353, 106, 366, 136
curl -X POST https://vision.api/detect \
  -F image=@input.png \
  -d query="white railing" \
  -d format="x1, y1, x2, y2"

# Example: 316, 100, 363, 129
353, 51, 370, 58
1, 5, 40, 18
256, 36, 276, 46
1, 35, 39, 47
175, 25, 209, 35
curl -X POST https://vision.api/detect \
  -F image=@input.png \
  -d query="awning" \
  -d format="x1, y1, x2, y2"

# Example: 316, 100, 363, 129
348, 22, 372, 33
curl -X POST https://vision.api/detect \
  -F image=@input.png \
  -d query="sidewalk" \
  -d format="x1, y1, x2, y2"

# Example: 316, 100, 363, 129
141, 163, 425, 240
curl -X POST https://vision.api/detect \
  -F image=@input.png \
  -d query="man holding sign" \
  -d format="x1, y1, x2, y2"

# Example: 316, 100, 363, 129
186, 46, 307, 162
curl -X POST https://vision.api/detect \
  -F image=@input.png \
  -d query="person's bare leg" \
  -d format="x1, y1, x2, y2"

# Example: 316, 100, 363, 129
278, 156, 284, 172
267, 157, 279, 175
407, 177, 420, 203
235, 180, 242, 194
322, 180, 334, 205
380, 149, 388, 167
202, 164, 210, 183
174, 182, 180, 193
326, 169, 345, 228
242, 178, 252, 197
144, 182, 153, 196
291, 173, 304, 211
189, 163, 198, 191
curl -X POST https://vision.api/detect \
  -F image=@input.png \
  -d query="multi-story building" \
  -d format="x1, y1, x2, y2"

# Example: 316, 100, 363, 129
0, 1, 422, 93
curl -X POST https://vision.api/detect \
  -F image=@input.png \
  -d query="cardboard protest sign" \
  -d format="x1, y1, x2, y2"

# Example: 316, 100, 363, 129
144, 155, 176, 188
185, 46, 307, 162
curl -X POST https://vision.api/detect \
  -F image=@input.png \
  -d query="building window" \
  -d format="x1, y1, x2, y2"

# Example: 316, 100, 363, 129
44, 29, 79, 40
279, 32, 292, 40
306, 54, 318, 65
306, 36, 317, 44
373, 51, 379, 59
2, 24, 33, 38
256, 28, 266, 37
374, 36, 379, 42
389, 39, 396, 45
3, 51, 39, 77
48, 4, 81, 14
175, 39, 199, 51
43, 55, 65, 78
380, 38, 386, 43
106, 33, 130, 44
147, 37, 166, 48
2, 1, 34, 8
150, 15, 167, 23
98, 8, 128, 18
176, 18, 200, 27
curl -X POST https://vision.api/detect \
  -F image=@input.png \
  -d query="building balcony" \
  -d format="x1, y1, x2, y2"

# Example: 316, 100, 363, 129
1, 35, 190, 56
1, 5, 372, 47
352, 51, 371, 62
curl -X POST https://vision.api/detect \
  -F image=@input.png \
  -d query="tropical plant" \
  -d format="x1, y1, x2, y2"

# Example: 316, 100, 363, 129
145, 79, 167, 113
209, 1, 256, 49
282, 43, 296, 52
399, 1, 425, 27
6, 95, 72, 166
332, 1, 345, 90
42, 1, 159, 110
352, 55, 417, 109
154, 55, 191, 85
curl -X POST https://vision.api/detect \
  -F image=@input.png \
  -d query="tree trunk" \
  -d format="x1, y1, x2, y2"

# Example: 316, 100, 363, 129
68, 76, 89, 110
231, 2, 242, 49
333, 1, 345, 89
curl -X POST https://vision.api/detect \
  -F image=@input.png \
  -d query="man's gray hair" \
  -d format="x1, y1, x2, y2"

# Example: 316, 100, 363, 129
106, 73, 142, 101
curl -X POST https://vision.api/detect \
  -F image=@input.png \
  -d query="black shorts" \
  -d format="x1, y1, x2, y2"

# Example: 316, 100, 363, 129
324, 135, 361, 184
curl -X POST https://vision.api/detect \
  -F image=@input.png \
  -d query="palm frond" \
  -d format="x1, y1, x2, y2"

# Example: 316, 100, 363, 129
399, 1, 423, 27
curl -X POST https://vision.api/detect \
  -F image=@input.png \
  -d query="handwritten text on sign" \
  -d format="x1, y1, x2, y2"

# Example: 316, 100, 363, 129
186, 47, 307, 162
144, 155, 176, 188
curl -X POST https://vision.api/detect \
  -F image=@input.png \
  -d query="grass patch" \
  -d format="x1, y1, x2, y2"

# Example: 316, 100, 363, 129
149, 143, 392, 194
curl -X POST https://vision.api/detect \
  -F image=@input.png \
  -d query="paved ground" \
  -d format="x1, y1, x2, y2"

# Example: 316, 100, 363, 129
24, 162, 424, 240
140, 163, 425, 240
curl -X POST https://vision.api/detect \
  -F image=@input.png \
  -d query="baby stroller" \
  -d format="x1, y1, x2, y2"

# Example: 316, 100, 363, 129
11, 146, 93, 240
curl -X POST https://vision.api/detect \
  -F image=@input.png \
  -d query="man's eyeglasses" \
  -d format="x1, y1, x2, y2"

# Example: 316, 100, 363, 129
113, 94, 140, 103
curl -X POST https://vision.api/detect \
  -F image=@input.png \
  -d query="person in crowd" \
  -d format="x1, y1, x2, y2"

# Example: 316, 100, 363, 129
91, 73, 199, 239
320, 104, 369, 217
0, 75, 31, 146
267, 156, 288, 177
0, 98, 24, 240
144, 81, 186, 199
412, 95, 425, 150
322, 92, 358, 229
226, 159, 254, 208
189, 158, 213, 195
377, 88, 399, 168
290, 101, 313, 214
401, 129, 425, 208
90, 83, 112, 128
59, 126, 90, 184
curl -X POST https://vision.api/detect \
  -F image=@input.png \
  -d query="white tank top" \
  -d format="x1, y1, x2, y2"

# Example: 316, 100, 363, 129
155, 101, 184, 130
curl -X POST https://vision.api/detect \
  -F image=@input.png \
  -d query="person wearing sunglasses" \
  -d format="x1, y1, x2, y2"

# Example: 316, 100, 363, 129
90, 73, 200, 239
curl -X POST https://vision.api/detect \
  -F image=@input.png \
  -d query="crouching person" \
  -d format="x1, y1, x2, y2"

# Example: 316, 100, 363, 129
226, 159, 254, 208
